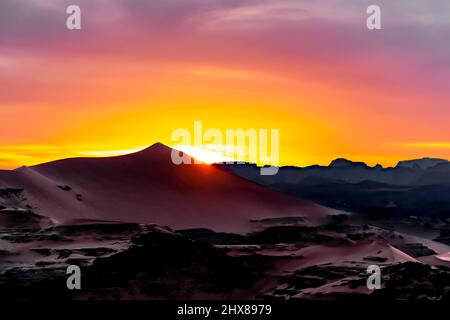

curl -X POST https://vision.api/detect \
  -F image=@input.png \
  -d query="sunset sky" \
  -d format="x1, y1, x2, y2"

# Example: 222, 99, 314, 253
1, 0, 450, 169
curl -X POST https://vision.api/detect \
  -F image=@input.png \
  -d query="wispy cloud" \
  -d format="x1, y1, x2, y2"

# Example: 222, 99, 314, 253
192, 1, 309, 31
394, 142, 450, 150
77, 146, 149, 157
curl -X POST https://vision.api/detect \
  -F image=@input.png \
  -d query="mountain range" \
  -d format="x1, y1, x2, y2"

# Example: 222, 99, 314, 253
218, 157, 450, 217
219, 157, 450, 186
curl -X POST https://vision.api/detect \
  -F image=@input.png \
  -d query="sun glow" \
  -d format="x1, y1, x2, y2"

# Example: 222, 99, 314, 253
172, 145, 236, 164
395, 142, 450, 149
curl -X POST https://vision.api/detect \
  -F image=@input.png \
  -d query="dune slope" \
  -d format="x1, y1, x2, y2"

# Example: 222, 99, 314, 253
0, 143, 334, 232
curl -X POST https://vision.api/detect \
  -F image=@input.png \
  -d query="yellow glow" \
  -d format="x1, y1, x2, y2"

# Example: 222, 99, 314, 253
77, 146, 149, 157
1, 55, 449, 169
173, 145, 236, 164
395, 142, 450, 149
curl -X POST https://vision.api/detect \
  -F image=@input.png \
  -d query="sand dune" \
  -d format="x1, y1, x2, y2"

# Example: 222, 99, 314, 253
0, 143, 335, 232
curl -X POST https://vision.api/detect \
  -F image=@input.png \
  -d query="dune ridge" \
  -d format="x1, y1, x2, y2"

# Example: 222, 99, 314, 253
0, 143, 335, 232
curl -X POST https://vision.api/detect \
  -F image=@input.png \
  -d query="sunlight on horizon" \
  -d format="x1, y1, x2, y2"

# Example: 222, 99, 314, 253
172, 145, 237, 164
80, 144, 238, 164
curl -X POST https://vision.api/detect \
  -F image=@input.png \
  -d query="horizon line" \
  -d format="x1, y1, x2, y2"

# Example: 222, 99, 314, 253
1, 142, 449, 172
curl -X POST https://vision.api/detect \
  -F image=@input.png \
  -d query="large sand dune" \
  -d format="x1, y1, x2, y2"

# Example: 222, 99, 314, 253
0, 143, 335, 232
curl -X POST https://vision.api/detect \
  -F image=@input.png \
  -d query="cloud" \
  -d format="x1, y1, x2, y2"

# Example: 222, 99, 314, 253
1, 0, 450, 113
395, 142, 450, 150
190, 1, 309, 31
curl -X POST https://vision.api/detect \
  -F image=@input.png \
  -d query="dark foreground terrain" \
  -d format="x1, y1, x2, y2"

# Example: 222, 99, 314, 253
1, 207, 449, 300
1, 153, 450, 300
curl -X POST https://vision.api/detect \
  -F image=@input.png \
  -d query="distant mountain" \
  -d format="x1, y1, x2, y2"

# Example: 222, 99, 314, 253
218, 157, 450, 186
0, 143, 334, 232
329, 158, 369, 168
217, 157, 450, 217
396, 158, 448, 170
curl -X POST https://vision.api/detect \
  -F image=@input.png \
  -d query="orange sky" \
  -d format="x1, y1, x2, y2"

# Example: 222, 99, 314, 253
1, 0, 450, 169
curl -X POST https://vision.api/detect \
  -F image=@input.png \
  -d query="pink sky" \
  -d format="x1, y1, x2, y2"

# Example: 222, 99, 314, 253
1, 0, 450, 168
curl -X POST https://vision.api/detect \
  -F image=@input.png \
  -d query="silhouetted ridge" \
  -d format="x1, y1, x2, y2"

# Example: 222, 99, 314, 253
329, 158, 368, 168
136, 142, 172, 155
396, 158, 449, 170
